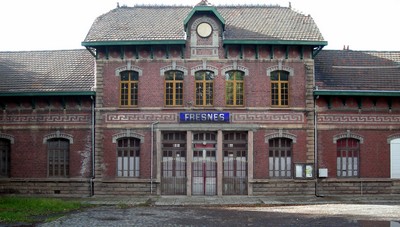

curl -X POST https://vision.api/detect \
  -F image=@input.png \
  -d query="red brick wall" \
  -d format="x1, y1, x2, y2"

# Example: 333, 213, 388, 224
101, 60, 308, 109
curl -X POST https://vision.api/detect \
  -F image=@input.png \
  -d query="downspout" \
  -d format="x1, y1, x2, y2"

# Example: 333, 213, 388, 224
150, 121, 159, 194
90, 95, 95, 197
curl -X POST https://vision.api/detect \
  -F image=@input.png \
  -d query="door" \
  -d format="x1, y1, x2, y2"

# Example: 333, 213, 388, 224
391, 138, 400, 179
223, 132, 248, 195
223, 151, 247, 195
161, 132, 187, 195
192, 132, 217, 196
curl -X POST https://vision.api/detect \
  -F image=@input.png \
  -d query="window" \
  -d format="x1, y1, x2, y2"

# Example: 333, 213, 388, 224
225, 71, 244, 106
337, 138, 360, 177
117, 137, 140, 177
269, 138, 292, 178
271, 71, 289, 106
0, 139, 10, 177
120, 70, 139, 106
47, 139, 69, 177
165, 71, 184, 106
195, 71, 214, 106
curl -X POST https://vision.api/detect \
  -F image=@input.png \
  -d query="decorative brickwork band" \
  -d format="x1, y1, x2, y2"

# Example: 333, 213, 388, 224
0, 132, 15, 144
0, 115, 90, 124
333, 130, 364, 144
115, 62, 143, 76
265, 129, 297, 143
190, 61, 219, 76
387, 134, 400, 144
106, 113, 177, 123
221, 62, 249, 76
160, 62, 188, 76
43, 131, 74, 144
266, 62, 294, 76
318, 114, 400, 124
112, 129, 144, 143
232, 112, 304, 123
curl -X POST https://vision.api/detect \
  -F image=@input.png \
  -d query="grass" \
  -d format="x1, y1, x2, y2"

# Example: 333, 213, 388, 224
0, 196, 90, 224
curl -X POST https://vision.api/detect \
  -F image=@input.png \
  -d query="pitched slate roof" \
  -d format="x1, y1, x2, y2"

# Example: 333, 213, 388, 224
83, 5, 325, 44
0, 49, 94, 95
315, 50, 400, 91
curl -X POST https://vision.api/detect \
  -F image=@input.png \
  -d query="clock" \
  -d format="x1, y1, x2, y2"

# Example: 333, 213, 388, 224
196, 22, 213, 38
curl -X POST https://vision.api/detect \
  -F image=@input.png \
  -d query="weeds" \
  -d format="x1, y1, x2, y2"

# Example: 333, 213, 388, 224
0, 196, 89, 224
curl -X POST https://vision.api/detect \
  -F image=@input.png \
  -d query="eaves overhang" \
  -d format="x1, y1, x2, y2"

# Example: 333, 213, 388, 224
223, 40, 328, 46
82, 40, 186, 47
314, 90, 400, 97
0, 91, 96, 97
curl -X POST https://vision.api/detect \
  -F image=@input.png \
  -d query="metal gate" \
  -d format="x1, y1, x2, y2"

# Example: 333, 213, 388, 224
192, 156, 217, 195
223, 132, 248, 195
223, 153, 247, 195
192, 132, 217, 196
161, 132, 187, 195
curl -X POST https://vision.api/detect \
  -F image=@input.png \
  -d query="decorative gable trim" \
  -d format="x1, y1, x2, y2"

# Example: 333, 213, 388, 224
0, 133, 15, 144
112, 129, 144, 143
265, 129, 297, 143
115, 62, 143, 76
184, 5, 225, 31
333, 130, 364, 144
160, 61, 188, 76
43, 131, 74, 144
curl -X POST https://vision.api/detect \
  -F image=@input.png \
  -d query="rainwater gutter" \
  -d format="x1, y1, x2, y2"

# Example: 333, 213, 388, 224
90, 95, 95, 197
150, 121, 159, 194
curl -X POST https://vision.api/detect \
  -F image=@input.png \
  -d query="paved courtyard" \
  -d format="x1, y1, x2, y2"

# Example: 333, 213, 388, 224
38, 204, 400, 227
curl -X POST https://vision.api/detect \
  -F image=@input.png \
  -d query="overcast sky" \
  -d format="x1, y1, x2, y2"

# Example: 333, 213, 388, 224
0, 0, 399, 51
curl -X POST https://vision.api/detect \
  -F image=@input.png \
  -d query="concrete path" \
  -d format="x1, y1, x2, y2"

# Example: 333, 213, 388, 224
82, 195, 400, 206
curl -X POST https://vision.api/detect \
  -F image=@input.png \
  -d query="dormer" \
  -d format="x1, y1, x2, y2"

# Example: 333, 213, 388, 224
184, 0, 225, 59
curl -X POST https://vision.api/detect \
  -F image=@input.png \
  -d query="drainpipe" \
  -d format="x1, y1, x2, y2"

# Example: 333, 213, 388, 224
150, 121, 159, 194
90, 95, 95, 197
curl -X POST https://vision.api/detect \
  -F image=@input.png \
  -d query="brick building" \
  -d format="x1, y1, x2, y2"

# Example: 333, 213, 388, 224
0, 1, 399, 196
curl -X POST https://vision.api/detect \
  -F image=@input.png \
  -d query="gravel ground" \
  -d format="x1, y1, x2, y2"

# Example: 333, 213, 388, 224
37, 204, 400, 227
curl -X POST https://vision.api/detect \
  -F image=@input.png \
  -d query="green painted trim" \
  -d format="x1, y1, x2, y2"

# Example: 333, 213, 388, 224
255, 45, 259, 60
183, 6, 225, 29
223, 40, 327, 46
314, 90, 400, 97
82, 40, 186, 47
270, 46, 274, 59
0, 91, 96, 97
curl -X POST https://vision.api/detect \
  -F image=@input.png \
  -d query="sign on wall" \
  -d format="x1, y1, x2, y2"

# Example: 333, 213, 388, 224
179, 112, 230, 123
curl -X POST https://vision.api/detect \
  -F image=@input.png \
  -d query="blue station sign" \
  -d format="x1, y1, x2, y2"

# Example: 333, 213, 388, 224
179, 112, 230, 123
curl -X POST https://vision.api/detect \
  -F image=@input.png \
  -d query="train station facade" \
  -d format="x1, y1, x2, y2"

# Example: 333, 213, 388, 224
1, 1, 399, 196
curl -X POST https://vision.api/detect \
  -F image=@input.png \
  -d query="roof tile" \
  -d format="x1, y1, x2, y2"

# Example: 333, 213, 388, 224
83, 6, 325, 43
315, 50, 400, 91
0, 49, 94, 94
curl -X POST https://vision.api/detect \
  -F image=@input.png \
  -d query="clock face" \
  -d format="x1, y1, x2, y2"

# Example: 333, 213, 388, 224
196, 22, 213, 38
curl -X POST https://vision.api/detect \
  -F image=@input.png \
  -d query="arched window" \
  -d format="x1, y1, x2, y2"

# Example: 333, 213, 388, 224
195, 71, 214, 106
269, 138, 292, 178
120, 70, 139, 106
225, 71, 244, 106
337, 138, 360, 177
0, 139, 11, 177
117, 137, 141, 177
47, 138, 69, 177
271, 71, 289, 106
165, 71, 184, 106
